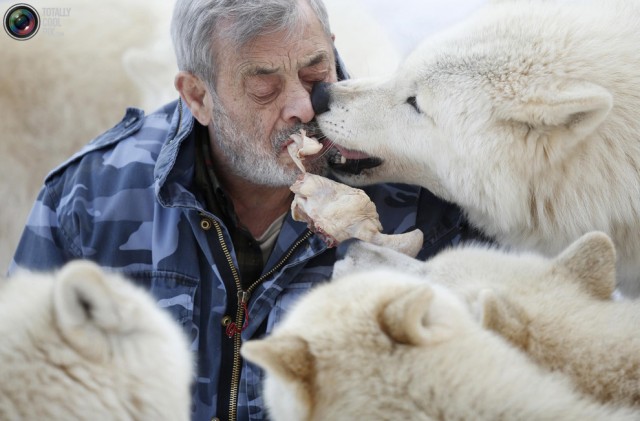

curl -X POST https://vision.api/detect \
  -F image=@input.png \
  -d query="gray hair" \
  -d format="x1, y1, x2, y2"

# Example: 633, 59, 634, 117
171, 0, 332, 83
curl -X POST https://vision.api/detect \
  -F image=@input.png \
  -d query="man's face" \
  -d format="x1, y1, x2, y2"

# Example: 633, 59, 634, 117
210, 6, 337, 187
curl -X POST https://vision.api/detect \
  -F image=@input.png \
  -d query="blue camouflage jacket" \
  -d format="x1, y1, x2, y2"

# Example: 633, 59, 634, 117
11, 99, 476, 421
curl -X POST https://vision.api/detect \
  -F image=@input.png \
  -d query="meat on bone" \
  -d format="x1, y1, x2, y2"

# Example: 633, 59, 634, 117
287, 129, 423, 256
290, 172, 424, 257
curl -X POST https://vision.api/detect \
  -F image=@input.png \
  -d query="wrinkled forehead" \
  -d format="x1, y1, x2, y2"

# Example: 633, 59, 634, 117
212, 8, 333, 77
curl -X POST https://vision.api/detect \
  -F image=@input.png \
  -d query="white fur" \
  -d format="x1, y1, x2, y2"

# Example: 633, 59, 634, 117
316, 0, 640, 296
426, 232, 640, 407
0, 0, 177, 272
335, 232, 640, 407
0, 260, 192, 420
241, 266, 638, 420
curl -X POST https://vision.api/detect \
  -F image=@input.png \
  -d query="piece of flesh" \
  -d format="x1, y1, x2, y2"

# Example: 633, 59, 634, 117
287, 129, 323, 173
290, 173, 424, 257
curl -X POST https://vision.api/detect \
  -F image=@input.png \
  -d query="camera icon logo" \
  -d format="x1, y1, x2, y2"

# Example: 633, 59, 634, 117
4, 3, 40, 41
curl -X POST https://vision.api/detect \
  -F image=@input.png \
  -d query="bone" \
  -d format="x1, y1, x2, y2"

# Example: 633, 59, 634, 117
287, 129, 323, 173
290, 173, 424, 257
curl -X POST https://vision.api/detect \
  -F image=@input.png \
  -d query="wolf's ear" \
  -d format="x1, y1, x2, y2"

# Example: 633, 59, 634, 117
553, 231, 617, 299
478, 289, 529, 349
506, 79, 612, 142
380, 284, 458, 346
53, 260, 123, 361
241, 335, 314, 385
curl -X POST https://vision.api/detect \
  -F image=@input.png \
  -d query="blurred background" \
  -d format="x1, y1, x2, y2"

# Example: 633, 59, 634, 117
0, 0, 485, 272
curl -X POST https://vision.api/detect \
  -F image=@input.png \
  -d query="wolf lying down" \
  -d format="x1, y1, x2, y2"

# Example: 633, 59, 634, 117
243, 232, 640, 420
242, 232, 639, 420
0, 260, 193, 420
313, 0, 640, 297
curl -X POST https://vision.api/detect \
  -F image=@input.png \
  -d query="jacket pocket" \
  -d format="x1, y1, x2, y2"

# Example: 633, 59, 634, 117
266, 269, 331, 333
126, 270, 198, 327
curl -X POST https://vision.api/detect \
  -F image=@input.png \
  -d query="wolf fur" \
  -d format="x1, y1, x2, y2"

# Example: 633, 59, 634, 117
334, 232, 640, 407
241, 265, 638, 420
0, 0, 177, 273
0, 260, 192, 420
426, 232, 640, 407
315, 0, 640, 296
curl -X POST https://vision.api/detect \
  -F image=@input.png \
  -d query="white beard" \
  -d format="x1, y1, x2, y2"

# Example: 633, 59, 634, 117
210, 97, 328, 187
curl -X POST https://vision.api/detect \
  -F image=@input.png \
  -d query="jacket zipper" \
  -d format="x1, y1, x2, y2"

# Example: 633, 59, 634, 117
211, 219, 312, 421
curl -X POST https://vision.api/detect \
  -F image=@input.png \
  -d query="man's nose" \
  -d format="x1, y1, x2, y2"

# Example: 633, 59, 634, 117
311, 82, 331, 115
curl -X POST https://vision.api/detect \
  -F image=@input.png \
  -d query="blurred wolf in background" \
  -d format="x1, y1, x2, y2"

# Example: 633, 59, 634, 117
0, 0, 177, 271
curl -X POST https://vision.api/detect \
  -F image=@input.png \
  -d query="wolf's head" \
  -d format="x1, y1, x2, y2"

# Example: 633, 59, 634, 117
315, 0, 639, 253
241, 269, 476, 420
0, 261, 193, 420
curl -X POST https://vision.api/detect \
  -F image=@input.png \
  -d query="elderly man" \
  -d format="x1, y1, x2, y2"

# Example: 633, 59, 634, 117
10, 0, 479, 420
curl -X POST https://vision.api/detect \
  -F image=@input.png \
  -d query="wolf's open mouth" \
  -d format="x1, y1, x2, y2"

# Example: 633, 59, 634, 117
326, 145, 383, 175
306, 121, 383, 175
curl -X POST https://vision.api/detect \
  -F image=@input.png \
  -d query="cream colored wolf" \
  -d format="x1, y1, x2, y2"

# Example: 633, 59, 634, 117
334, 232, 640, 407
429, 231, 640, 407
315, 0, 640, 296
241, 266, 638, 420
0, 260, 193, 420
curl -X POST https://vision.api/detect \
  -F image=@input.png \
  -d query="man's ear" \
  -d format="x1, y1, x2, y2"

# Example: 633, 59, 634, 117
174, 71, 213, 126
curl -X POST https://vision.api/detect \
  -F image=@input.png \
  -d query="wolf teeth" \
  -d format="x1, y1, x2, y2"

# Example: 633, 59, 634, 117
330, 150, 347, 165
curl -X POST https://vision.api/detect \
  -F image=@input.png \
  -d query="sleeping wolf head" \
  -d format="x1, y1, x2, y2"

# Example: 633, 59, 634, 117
0, 260, 193, 420
241, 252, 636, 420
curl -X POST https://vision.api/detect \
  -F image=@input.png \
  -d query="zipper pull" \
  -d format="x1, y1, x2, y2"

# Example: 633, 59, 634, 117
238, 290, 250, 305
225, 290, 251, 338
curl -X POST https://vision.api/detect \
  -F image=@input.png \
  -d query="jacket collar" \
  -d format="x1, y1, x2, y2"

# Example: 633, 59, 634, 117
154, 99, 201, 210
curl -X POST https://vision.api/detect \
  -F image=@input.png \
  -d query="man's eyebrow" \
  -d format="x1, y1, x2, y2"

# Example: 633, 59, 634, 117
253, 66, 279, 76
301, 52, 330, 69
242, 52, 331, 77
239, 65, 279, 77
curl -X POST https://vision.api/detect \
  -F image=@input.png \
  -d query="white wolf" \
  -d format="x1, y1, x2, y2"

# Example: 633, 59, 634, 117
241, 266, 638, 420
315, 0, 640, 296
334, 232, 640, 407
0, 260, 193, 420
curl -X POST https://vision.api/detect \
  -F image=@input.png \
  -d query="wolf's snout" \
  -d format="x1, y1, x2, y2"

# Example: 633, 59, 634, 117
311, 82, 331, 115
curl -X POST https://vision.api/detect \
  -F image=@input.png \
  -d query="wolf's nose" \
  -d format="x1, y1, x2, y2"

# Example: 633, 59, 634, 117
311, 82, 331, 115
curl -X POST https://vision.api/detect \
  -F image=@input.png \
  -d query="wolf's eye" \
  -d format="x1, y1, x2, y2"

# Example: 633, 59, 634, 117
406, 96, 421, 113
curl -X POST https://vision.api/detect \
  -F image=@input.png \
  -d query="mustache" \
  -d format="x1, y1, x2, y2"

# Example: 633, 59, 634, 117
273, 120, 336, 166
273, 120, 326, 147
